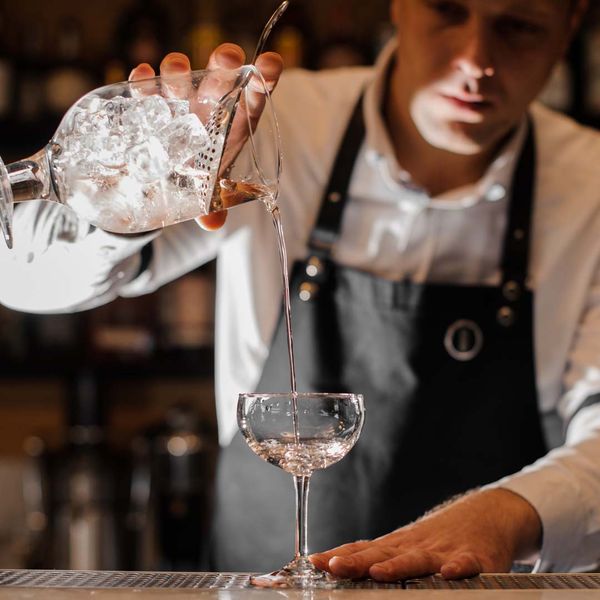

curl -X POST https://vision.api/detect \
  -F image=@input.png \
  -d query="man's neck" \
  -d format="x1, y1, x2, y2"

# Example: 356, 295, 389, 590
383, 69, 500, 198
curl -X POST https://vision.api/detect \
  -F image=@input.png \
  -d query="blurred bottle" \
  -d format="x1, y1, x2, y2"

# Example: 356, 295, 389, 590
44, 16, 96, 117
0, 6, 15, 119
154, 403, 215, 570
127, 402, 216, 570
315, 0, 370, 69
187, 0, 224, 69
24, 372, 124, 569
30, 312, 81, 359
273, 26, 305, 69
22, 435, 49, 568
89, 295, 156, 359
103, 58, 127, 86
317, 37, 370, 70
158, 270, 215, 352
16, 18, 47, 122
269, 2, 314, 69
113, 0, 171, 73
0, 305, 27, 361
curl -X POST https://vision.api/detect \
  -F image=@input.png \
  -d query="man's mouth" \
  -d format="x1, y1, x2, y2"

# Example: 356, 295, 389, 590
440, 92, 494, 113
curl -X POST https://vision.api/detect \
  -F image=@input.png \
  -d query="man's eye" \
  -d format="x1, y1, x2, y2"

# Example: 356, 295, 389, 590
496, 17, 544, 37
428, 1, 469, 23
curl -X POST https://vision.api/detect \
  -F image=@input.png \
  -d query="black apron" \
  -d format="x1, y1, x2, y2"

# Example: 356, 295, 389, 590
211, 96, 547, 572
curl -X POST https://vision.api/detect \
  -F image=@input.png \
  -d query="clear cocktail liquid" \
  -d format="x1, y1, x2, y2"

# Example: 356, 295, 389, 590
270, 204, 300, 444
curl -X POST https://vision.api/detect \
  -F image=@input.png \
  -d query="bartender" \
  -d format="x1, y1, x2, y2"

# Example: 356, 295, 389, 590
2, 0, 599, 580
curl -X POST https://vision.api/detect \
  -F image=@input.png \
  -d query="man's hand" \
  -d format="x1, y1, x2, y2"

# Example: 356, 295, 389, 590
128, 45, 284, 231
310, 488, 542, 582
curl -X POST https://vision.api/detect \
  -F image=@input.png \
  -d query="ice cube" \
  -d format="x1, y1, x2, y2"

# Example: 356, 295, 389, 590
104, 96, 134, 130
95, 133, 128, 169
138, 180, 171, 230
160, 113, 210, 165
65, 176, 135, 231
127, 136, 170, 183
166, 98, 190, 119
82, 96, 107, 114
167, 164, 215, 216
66, 174, 153, 233
143, 95, 175, 129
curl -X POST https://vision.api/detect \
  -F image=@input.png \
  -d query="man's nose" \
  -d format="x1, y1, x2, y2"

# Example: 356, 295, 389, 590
452, 21, 495, 79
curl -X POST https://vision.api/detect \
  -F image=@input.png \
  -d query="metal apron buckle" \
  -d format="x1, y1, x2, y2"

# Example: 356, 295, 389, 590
444, 319, 484, 361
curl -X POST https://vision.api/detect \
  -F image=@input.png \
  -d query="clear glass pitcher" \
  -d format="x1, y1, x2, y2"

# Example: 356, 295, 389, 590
0, 64, 281, 248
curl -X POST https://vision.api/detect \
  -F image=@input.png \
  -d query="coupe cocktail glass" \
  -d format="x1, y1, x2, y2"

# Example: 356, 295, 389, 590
238, 392, 365, 588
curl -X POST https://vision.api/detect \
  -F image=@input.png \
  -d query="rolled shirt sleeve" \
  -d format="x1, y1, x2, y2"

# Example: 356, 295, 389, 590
494, 404, 600, 572
487, 254, 600, 572
120, 217, 223, 298
0, 200, 219, 313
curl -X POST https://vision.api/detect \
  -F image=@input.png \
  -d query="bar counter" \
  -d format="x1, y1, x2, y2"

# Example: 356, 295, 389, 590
1, 571, 600, 599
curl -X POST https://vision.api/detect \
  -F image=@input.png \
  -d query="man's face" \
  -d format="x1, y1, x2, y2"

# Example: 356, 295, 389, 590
390, 0, 581, 155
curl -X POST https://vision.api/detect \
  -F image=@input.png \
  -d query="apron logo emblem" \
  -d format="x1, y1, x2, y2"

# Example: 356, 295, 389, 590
444, 319, 483, 362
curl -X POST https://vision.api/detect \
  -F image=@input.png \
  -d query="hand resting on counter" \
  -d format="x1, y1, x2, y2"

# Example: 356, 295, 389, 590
310, 488, 542, 581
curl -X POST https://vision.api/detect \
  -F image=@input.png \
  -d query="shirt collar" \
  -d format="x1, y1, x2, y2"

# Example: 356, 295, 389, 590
362, 39, 527, 210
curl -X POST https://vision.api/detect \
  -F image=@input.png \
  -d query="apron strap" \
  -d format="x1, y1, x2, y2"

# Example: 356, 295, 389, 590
308, 94, 366, 258
496, 121, 536, 327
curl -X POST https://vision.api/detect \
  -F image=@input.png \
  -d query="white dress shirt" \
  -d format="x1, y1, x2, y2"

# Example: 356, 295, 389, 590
2, 42, 600, 571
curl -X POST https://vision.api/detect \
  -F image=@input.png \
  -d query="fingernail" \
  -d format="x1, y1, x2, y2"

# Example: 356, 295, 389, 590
165, 58, 189, 70
370, 564, 390, 576
332, 556, 354, 567
442, 563, 458, 577
221, 44, 243, 57
128, 65, 151, 81
217, 44, 245, 64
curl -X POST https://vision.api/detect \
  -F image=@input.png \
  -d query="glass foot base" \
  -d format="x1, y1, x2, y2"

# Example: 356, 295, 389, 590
250, 558, 349, 589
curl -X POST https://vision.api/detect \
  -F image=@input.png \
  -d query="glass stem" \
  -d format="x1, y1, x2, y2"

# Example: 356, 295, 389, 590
294, 475, 311, 560
6, 148, 54, 202
0, 148, 56, 249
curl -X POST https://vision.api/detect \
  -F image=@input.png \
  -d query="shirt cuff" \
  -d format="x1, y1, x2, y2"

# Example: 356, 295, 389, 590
485, 463, 593, 572
85, 227, 160, 268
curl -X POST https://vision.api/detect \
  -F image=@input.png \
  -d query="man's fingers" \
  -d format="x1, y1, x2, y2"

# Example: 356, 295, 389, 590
129, 63, 155, 81
327, 545, 400, 579
246, 52, 283, 119
239, 52, 284, 131
159, 53, 192, 99
309, 554, 331, 571
159, 52, 191, 77
440, 552, 484, 580
206, 43, 246, 70
310, 540, 372, 571
369, 549, 443, 582
195, 212, 227, 231
128, 63, 157, 97
254, 52, 284, 92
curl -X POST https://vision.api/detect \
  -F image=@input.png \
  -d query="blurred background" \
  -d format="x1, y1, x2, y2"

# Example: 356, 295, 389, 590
0, 0, 598, 573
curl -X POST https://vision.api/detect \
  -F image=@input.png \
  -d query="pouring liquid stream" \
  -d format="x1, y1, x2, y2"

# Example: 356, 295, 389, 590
270, 204, 300, 444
